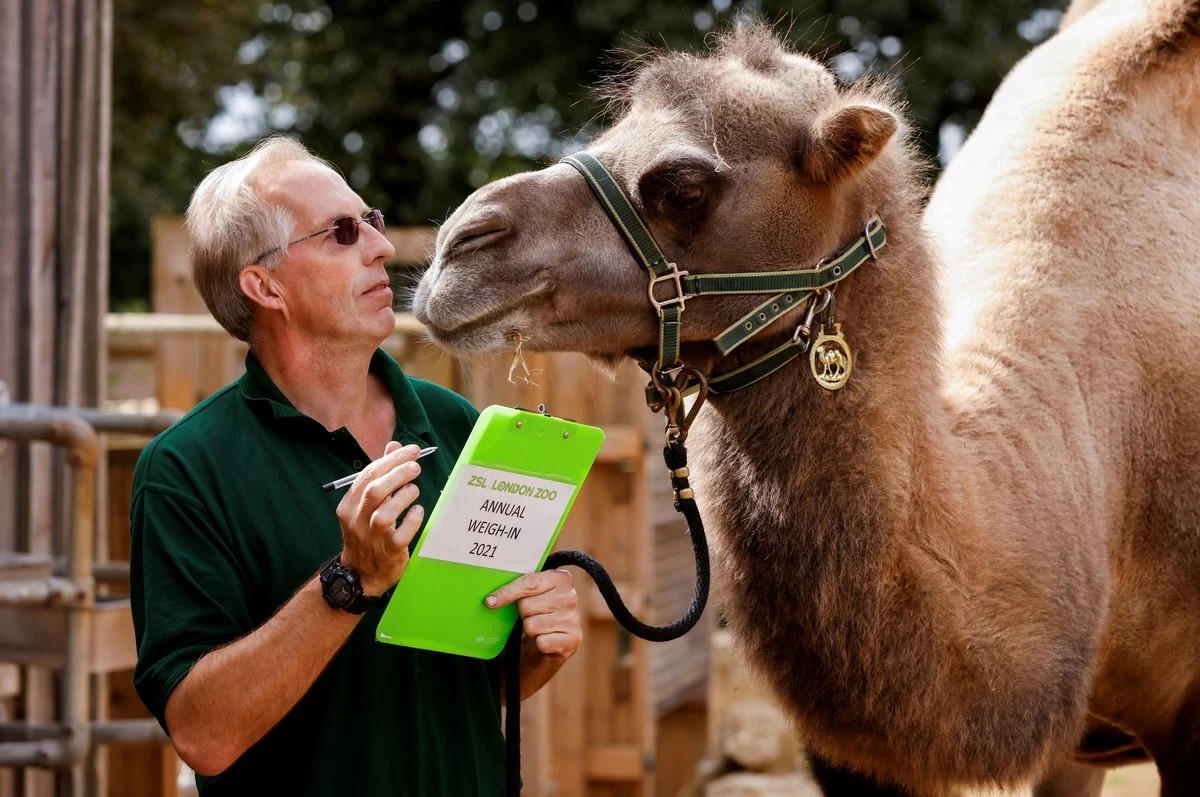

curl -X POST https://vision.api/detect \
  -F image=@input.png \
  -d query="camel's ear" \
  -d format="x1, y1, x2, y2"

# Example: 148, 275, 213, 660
798, 104, 898, 184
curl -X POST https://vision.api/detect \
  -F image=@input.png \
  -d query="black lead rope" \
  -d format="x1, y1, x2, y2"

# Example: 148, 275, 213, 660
504, 439, 709, 795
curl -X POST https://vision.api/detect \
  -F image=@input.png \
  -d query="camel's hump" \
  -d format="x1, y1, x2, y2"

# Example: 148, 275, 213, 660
1061, 0, 1200, 83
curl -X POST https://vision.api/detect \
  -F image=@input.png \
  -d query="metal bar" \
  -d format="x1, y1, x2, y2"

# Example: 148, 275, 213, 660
0, 722, 68, 743
0, 406, 99, 469
90, 719, 168, 745
0, 577, 87, 607
0, 404, 98, 769
0, 551, 53, 574
74, 408, 181, 436
91, 561, 128, 583
62, 421, 97, 768
0, 402, 177, 445
0, 720, 166, 759
0, 737, 80, 768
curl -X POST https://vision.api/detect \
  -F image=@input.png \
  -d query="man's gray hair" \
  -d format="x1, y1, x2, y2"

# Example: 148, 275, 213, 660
185, 136, 331, 341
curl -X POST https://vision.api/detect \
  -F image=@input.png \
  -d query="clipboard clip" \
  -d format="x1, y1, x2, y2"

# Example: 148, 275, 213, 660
513, 404, 577, 423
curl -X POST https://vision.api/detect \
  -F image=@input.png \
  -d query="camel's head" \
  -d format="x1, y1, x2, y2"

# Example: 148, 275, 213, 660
413, 25, 902, 368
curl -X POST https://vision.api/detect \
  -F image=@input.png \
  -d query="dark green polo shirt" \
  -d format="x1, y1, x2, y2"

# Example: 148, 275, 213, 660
130, 349, 504, 795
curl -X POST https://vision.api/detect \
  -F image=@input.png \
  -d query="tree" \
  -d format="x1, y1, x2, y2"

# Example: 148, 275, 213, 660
109, 0, 1067, 307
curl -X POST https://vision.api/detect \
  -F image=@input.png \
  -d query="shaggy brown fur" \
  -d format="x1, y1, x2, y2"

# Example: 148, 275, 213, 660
413, 2, 1200, 794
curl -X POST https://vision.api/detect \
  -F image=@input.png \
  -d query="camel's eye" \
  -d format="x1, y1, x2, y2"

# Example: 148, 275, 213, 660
639, 157, 722, 219
666, 181, 706, 210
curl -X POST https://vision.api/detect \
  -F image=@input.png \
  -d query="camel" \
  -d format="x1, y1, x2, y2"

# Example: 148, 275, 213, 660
412, 1, 1200, 794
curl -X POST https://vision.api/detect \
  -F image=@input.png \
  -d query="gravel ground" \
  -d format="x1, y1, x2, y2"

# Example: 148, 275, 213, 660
967, 764, 1159, 797
1101, 764, 1159, 796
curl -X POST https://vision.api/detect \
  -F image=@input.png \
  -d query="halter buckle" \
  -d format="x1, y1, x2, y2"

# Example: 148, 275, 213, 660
648, 263, 689, 317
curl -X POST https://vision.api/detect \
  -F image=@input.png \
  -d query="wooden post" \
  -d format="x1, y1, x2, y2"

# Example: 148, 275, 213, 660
0, 1, 111, 795
104, 447, 179, 797
151, 217, 218, 411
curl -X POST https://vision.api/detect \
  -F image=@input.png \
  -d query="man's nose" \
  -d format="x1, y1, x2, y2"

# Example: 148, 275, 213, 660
362, 219, 396, 263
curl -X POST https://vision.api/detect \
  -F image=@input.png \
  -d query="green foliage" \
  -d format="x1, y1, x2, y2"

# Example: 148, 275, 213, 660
110, 0, 1067, 307
111, 0, 263, 307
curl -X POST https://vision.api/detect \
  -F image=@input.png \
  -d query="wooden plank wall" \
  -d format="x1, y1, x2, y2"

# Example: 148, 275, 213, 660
0, 0, 111, 794
646, 414, 710, 718
461, 353, 654, 797
103, 448, 178, 797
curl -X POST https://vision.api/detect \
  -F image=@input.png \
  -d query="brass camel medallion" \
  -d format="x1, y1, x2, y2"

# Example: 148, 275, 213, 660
809, 323, 853, 390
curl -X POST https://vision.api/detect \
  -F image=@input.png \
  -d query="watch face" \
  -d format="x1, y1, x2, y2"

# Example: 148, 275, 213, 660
329, 575, 354, 605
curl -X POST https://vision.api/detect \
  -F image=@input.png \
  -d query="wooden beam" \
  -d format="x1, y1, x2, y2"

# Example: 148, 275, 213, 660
0, 0, 21, 559
387, 226, 436, 264
595, 425, 642, 465
582, 582, 643, 621
107, 312, 427, 341
107, 312, 426, 352
0, 665, 19, 700
653, 699, 707, 797
585, 744, 645, 782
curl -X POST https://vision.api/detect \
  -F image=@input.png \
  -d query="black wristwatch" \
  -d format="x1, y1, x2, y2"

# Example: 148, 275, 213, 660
319, 555, 379, 615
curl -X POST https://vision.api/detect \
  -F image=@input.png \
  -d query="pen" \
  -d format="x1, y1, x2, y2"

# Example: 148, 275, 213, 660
321, 446, 439, 492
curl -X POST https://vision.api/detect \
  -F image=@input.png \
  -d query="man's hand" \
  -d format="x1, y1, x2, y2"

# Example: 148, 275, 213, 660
486, 570, 582, 661
336, 441, 425, 596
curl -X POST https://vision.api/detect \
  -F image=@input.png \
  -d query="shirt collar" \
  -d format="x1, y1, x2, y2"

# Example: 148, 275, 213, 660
239, 348, 434, 443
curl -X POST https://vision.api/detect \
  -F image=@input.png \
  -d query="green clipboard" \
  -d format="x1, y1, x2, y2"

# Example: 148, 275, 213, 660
376, 405, 604, 659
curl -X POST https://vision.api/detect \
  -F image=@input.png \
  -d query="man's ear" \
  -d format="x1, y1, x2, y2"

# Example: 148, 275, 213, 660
797, 104, 898, 185
238, 265, 285, 312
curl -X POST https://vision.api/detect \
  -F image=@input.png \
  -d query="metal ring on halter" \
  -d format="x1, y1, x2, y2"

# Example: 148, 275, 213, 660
665, 366, 708, 444
677, 368, 709, 442
650, 368, 683, 417
650, 366, 678, 396
651, 365, 709, 444
655, 363, 686, 383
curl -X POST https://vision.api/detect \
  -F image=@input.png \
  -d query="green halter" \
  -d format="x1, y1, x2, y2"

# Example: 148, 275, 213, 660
561, 152, 885, 408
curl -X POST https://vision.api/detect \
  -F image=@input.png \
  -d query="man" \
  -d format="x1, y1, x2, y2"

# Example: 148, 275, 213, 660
130, 136, 582, 795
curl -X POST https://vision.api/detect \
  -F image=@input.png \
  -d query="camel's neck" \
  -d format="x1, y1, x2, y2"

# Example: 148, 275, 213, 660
698, 176, 954, 553
689, 174, 1101, 782
697, 188, 967, 630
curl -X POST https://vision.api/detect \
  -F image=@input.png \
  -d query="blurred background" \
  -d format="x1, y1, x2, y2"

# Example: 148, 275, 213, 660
109, 0, 1071, 311
3, 1, 1162, 796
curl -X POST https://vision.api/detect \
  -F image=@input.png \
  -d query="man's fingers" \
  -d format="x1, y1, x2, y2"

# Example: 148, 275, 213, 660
516, 586, 579, 619
486, 569, 573, 609
390, 503, 425, 549
347, 444, 420, 498
369, 483, 420, 534
359, 459, 421, 513
521, 610, 578, 637
336, 444, 425, 595
532, 632, 578, 658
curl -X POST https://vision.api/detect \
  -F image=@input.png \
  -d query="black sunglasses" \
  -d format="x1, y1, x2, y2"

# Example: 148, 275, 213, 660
252, 208, 385, 264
